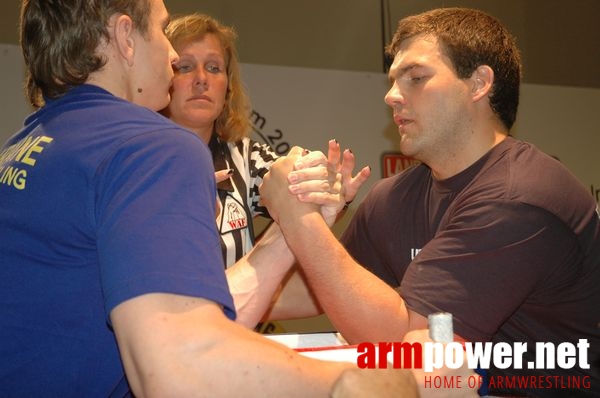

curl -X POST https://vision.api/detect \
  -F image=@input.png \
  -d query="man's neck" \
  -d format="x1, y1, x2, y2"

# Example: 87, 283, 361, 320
430, 130, 507, 180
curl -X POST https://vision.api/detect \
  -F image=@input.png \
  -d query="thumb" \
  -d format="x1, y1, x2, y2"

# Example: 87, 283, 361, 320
215, 169, 233, 183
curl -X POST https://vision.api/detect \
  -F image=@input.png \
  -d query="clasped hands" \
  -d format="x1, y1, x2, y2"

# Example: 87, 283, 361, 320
259, 139, 371, 226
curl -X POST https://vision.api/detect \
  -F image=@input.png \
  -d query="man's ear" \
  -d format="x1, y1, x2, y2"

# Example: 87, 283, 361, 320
471, 65, 494, 102
111, 14, 136, 67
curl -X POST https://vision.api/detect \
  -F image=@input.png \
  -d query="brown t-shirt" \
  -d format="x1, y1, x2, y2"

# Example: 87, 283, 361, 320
341, 137, 600, 397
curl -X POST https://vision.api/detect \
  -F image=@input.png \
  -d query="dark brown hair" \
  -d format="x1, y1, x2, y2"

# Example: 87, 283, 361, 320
386, 8, 522, 130
20, 0, 151, 107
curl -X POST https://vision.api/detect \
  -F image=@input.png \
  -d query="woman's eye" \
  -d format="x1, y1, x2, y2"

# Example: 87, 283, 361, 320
206, 64, 223, 74
174, 63, 192, 73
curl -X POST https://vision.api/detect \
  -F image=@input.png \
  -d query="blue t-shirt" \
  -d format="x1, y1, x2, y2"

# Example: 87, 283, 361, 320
0, 85, 235, 397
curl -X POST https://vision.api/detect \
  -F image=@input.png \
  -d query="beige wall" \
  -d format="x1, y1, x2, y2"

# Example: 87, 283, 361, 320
1, 1, 599, 89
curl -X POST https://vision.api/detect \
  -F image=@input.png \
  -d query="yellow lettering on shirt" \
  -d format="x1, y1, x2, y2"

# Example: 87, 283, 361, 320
19, 136, 54, 166
0, 166, 27, 190
0, 135, 54, 191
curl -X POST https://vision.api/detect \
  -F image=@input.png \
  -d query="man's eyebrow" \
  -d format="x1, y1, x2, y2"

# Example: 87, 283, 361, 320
399, 64, 422, 75
388, 63, 421, 81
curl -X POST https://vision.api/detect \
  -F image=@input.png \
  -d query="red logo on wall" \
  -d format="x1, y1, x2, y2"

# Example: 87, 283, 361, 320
381, 152, 420, 177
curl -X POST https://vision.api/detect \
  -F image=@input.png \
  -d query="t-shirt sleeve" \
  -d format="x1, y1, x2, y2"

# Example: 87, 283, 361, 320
400, 199, 580, 342
95, 129, 235, 320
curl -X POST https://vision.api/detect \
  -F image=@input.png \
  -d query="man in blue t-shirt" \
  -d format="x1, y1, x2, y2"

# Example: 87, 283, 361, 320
0, 1, 363, 396
1, 1, 479, 396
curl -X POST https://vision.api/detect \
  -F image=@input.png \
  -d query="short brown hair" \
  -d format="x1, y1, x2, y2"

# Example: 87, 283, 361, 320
386, 8, 522, 130
20, 0, 151, 108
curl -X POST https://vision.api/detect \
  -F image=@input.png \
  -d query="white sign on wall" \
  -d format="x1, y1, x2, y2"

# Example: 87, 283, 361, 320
1, 44, 598, 206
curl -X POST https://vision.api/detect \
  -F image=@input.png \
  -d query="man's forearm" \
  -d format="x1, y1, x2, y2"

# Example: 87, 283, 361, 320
265, 268, 323, 321
277, 209, 411, 343
226, 223, 296, 328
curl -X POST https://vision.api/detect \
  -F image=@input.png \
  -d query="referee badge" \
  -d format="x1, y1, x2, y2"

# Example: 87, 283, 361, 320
218, 194, 248, 234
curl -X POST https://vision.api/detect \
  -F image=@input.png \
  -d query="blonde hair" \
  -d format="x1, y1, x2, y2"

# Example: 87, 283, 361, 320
166, 13, 251, 142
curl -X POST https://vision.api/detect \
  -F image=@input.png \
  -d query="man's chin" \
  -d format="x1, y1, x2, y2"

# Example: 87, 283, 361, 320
398, 140, 415, 157
146, 96, 170, 113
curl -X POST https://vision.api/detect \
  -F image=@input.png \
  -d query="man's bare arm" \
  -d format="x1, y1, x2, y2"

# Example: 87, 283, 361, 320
260, 148, 426, 343
111, 292, 353, 397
